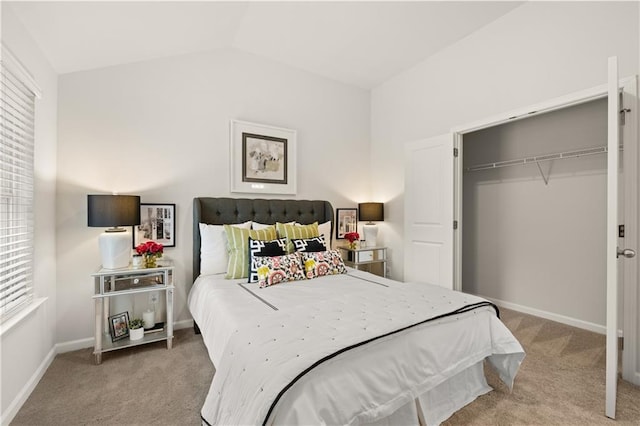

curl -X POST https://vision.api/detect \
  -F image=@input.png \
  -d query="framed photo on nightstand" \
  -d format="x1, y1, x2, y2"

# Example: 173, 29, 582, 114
108, 312, 130, 342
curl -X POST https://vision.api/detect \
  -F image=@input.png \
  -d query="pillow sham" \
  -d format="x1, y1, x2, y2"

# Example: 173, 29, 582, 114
254, 253, 306, 288
248, 237, 287, 283
301, 250, 348, 279
313, 221, 332, 248
291, 236, 327, 253
277, 222, 320, 253
253, 221, 294, 230
199, 221, 252, 275
224, 225, 277, 279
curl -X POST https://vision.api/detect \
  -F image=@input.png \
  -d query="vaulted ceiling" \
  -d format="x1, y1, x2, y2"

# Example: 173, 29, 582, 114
6, 1, 523, 89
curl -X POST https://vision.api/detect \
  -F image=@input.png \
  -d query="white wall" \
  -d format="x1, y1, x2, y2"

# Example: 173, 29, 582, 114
57, 48, 371, 344
371, 1, 639, 280
1, 5, 58, 423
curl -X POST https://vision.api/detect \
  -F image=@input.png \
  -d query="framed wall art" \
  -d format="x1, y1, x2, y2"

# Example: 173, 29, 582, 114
109, 311, 130, 342
133, 203, 176, 248
230, 119, 297, 194
336, 208, 358, 239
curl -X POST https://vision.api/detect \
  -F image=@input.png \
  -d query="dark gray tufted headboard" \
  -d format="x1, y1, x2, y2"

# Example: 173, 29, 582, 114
193, 197, 334, 283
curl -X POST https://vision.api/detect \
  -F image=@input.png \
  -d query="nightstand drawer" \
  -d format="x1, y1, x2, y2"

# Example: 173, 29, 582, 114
112, 273, 165, 291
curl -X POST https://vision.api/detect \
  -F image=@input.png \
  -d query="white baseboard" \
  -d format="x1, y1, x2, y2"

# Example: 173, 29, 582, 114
55, 319, 194, 354
174, 319, 194, 330
56, 337, 94, 353
1, 346, 56, 426
481, 295, 622, 336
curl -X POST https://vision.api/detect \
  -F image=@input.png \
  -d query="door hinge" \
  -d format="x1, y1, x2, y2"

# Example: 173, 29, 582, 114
619, 336, 624, 351
619, 224, 625, 238
453, 147, 459, 157
453, 220, 458, 230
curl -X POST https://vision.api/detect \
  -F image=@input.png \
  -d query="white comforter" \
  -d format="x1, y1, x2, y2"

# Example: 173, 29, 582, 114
189, 269, 524, 425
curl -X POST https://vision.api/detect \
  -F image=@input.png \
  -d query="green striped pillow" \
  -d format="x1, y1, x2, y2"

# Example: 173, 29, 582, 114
276, 222, 320, 253
224, 225, 277, 279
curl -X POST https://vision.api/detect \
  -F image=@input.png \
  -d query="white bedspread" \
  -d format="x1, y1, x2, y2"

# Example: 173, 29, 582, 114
189, 269, 524, 425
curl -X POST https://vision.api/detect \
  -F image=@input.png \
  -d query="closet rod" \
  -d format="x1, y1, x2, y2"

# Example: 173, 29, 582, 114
464, 145, 622, 173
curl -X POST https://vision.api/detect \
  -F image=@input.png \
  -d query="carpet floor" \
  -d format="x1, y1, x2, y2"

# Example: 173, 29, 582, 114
11, 309, 640, 425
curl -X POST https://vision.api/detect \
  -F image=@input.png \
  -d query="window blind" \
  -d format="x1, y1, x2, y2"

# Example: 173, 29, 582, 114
0, 59, 35, 321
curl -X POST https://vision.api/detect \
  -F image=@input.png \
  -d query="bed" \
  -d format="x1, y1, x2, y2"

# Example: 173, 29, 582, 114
188, 197, 525, 425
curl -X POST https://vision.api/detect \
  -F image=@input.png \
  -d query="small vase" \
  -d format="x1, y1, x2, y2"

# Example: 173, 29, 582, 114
132, 255, 143, 268
348, 242, 357, 250
144, 254, 157, 268
130, 327, 144, 341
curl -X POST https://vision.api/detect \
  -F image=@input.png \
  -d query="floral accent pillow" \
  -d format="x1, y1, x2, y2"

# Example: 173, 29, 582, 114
301, 250, 347, 279
247, 237, 288, 283
254, 253, 306, 288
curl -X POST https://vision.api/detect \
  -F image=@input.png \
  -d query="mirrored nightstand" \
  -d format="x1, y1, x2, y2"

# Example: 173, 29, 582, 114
337, 246, 387, 277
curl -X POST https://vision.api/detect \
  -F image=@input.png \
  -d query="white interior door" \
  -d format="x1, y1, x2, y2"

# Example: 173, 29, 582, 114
621, 76, 639, 386
606, 56, 621, 419
404, 134, 454, 288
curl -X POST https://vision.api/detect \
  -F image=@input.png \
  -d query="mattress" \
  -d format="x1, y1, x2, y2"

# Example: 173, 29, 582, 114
189, 268, 524, 425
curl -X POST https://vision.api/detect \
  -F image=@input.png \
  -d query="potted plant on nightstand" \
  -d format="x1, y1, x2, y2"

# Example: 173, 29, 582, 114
129, 318, 145, 341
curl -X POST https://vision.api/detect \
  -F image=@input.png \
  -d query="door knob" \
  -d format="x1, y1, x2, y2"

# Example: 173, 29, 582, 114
617, 248, 636, 258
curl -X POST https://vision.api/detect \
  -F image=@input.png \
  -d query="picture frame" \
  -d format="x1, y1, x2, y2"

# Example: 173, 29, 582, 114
336, 208, 358, 239
230, 119, 297, 194
109, 312, 130, 342
133, 203, 176, 248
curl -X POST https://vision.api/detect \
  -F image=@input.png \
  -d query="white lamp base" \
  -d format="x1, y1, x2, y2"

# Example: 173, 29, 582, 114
98, 229, 132, 269
362, 224, 378, 248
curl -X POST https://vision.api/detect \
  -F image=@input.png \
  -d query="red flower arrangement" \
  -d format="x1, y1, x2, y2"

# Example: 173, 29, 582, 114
135, 241, 164, 255
344, 232, 359, 250
344, 232, 359, 243
135, 241, 163, 268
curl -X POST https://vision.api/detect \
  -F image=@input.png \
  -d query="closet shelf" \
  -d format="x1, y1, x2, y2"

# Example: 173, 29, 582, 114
464, 145, 622, 173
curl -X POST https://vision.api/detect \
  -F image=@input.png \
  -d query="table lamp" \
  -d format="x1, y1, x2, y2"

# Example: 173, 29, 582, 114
88, 194, 140, 269
358, 202, 384, 248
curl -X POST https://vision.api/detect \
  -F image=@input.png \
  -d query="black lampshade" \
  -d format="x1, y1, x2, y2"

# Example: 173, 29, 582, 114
358, 202, 384, 222
87, 195, 141, 228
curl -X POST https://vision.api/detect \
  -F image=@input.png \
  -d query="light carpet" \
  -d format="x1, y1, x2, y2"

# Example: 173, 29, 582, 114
11, 309, 640, 425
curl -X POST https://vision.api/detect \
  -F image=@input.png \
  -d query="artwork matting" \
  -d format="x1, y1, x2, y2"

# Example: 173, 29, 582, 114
230, 120, 297, 194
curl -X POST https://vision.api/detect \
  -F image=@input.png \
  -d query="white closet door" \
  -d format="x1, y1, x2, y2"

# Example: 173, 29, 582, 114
605, 56, 621, 419
404, 134, 454, 289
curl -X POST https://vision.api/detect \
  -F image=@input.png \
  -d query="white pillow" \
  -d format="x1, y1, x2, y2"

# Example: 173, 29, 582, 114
199, 221, 252, 275
296, 221, 332, 249
253, 221, 294, 230
318, 221, 332, 248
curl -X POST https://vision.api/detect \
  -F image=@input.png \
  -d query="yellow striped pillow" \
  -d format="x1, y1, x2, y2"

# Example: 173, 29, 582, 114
276, 222, 320, 253
224, 225, 277, 279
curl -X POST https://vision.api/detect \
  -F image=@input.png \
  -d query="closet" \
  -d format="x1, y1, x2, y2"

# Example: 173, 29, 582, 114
461, 98, 610, 330
404, 65, 638, 418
